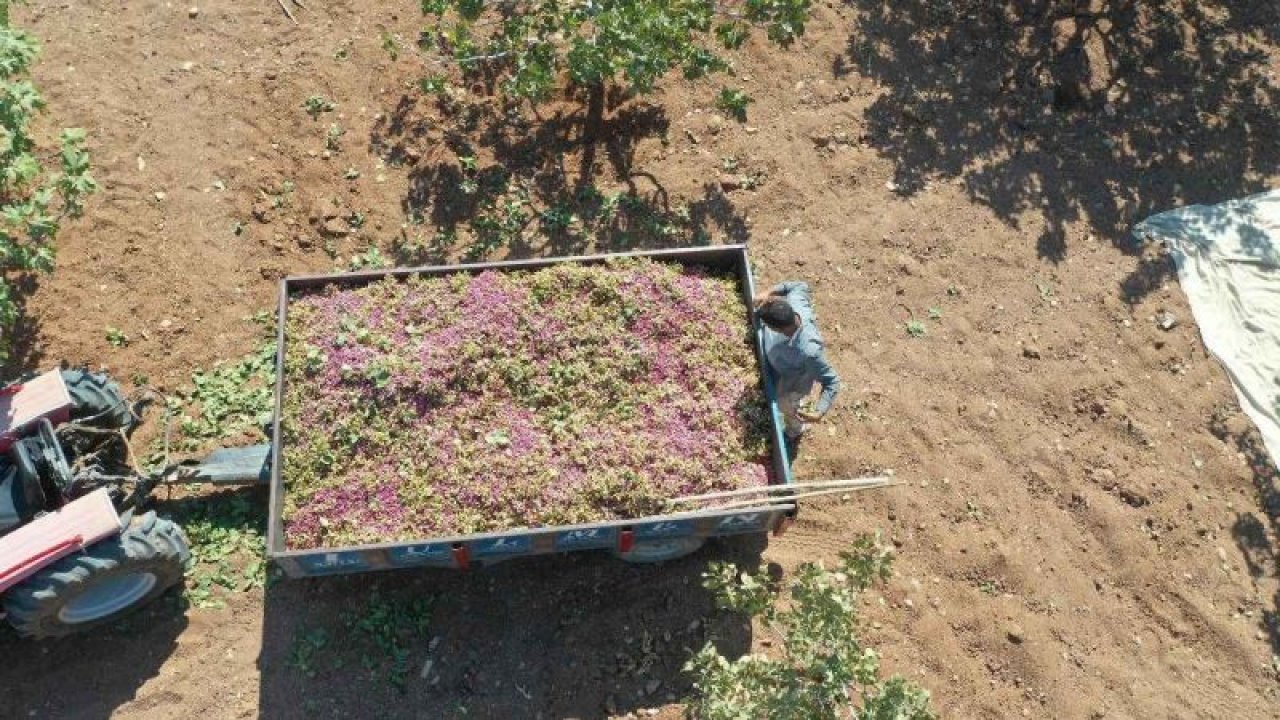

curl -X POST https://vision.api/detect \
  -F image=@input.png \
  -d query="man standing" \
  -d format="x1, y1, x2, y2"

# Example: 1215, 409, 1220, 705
754, 281, 841, 443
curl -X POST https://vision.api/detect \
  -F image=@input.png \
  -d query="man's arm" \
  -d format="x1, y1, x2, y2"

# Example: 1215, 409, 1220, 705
753, 280, 811, 307
805, 350, 841, 418
770, 281, 810, 297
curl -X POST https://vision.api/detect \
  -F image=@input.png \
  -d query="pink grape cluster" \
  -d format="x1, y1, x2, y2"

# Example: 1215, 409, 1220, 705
280, 258, 773, 549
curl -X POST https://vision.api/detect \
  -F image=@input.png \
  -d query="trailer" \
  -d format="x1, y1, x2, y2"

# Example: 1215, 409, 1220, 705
0, 244, 794, 637
265, 245, 796, 576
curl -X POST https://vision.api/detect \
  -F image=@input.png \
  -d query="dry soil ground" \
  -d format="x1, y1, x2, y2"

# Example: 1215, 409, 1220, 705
2, 1, 1279, 719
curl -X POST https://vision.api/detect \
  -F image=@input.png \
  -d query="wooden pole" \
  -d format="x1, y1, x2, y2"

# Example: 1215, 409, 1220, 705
667, 475, 893, 505
275, 0, 297, 23
693, 482, 898, 512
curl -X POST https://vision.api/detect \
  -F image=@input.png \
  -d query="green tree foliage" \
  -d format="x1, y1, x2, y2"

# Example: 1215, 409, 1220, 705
0, 19, 97, 362
416, 0, 812, 109
686, 535, 937, 720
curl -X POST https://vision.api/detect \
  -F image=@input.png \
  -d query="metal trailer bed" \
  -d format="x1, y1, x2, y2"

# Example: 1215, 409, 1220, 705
265, 245, 795, 578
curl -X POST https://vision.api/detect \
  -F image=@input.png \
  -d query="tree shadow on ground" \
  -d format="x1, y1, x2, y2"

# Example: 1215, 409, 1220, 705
370, 88, 749, 265
0, 577, 189, 718
258, 536, 763, 719
1, 274, 46, 375
1210, 409, 1280, 656
844, 0, 1279, 301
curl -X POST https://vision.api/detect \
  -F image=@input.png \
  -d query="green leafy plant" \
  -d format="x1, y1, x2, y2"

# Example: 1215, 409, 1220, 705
347, 245, 388, 270
105, 326, 129, 347
416, 0, 812, 116
0, 22, 98, 364
905, 320, 926, 337
977, 578, 1001, 596
539, 204, 575, 232
741, 169, 767, 190
419, 73, 448, 95
341, 592, 434, 690
687, 535, 937, 719
288, 626, 331, 678
380, 31, 401, 61
261, 179, 296, 209
175, 340, 276, 450
169, 490, 269, 609
715, 87, 753, 122
303, 95, 335, 119
325, 123, 344, 151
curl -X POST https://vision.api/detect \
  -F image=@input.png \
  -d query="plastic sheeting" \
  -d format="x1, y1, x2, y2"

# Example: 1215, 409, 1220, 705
1134, 190, 1280, 464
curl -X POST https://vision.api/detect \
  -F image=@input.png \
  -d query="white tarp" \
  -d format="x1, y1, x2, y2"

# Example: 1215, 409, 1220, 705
1134, 190, 1280, 464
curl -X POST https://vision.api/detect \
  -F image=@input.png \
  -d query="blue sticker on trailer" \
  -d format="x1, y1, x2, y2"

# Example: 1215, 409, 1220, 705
555, 527, 614, 550
295, 551, 370, 575
635, 520, 695, 539
473, 535, 533, 556
388, 543, 453, 567
716, 512, 767, 534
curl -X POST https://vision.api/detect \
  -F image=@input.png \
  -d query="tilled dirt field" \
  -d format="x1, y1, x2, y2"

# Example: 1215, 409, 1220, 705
2, 1, 1278, 718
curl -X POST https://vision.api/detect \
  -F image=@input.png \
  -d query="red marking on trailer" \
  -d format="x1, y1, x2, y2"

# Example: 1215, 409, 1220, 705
451, 544, 470, 570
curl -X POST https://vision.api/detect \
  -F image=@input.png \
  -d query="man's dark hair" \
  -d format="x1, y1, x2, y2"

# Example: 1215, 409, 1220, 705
756, 298, 796, 331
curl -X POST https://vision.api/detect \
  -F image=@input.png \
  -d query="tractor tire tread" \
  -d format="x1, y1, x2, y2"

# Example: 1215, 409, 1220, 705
2, 512, 189, 638
60, 369, 133, 432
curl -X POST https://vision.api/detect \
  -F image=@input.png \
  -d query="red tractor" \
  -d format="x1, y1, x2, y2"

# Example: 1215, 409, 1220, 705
0, 369, 190, 638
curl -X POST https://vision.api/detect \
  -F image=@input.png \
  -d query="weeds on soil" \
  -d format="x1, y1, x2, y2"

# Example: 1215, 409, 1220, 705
715, 88, 753, 122
346, 245, 389, 271
687, 535, 936, 719
167, 490, 269, 609
325, 123, 344, 151
149, 315, 279, 608
289, 592, 434, 691
344, 592, 434, 691
303, 95, 335, 119
287, 626, 330, 678
172, 339, 275, 451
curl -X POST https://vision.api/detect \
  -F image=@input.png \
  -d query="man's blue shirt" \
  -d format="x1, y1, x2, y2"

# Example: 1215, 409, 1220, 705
760, 281, 841, 414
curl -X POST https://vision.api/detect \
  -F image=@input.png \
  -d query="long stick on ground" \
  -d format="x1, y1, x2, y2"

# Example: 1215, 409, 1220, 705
668, 476, 893, 505
695, 483, 899, 512
276, 0, 297, 23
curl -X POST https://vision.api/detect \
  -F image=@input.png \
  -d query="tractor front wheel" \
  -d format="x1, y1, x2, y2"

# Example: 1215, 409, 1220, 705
3, 511, 189, 638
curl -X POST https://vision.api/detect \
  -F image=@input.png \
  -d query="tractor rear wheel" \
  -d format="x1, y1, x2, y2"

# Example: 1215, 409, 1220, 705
2, 511, 189, 638
61, 368, 134, 432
